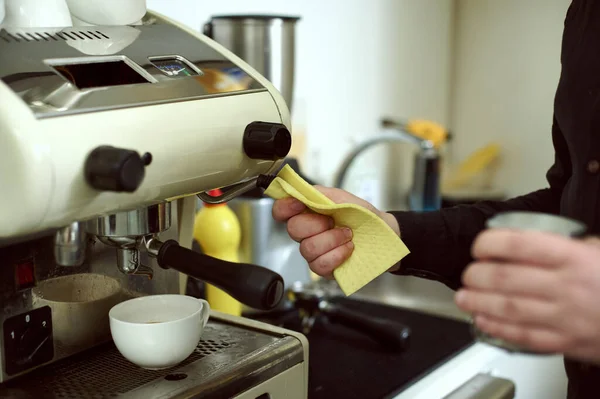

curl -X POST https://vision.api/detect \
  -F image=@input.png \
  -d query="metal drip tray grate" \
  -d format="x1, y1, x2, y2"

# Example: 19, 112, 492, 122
56, 341, 229, 398
11, 339, 230, 399
1, 320, 303, 399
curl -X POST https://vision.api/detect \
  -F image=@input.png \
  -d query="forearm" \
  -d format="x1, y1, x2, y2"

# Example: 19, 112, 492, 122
388, 188, 561, 290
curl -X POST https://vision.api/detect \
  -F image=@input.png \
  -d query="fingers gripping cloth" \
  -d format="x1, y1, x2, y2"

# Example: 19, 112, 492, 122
264, 165, 411, 296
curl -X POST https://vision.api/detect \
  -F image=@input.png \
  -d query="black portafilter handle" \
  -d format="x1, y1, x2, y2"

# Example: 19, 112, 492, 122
321, 302, 411, 351
156, 240, 284, 310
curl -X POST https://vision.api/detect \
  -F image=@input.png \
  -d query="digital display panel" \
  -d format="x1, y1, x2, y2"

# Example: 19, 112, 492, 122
151, 58, 200, 77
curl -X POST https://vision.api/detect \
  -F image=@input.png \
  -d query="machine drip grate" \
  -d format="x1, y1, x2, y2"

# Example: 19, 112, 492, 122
0, 30, 110, 43
6, 339, 231, 399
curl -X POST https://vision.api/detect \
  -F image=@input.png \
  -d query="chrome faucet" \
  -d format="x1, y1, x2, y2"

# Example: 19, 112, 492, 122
333, 118, 442, 212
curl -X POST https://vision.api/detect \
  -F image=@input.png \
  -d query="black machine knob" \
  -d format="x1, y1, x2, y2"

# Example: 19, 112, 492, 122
84, 146, 152, 193
15, 326, 51, 367
243, 121, 292, 161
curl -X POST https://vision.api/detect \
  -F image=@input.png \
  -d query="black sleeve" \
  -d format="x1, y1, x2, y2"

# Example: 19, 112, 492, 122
388, 116, 571, 290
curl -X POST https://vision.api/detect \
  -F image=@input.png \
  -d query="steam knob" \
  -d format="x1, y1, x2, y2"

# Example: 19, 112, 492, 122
84, 146, 151, 193
243, 122, 292, 161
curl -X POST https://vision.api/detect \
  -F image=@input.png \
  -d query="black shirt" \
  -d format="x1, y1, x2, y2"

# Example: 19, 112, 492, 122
390, 1, 600, 397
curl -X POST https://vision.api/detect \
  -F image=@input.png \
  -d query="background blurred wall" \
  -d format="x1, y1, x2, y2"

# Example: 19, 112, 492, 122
146, 0, 454, 210
147, 0, 572, 204
450, 0, 570, 198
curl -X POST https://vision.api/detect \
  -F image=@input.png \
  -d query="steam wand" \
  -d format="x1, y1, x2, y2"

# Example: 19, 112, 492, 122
197, 174, 276, 205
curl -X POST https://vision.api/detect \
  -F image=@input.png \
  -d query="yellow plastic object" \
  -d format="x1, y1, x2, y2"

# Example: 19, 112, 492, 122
193, 191, 242, 316
265, 165, 410, 296
405, 119, 449, 148
442, 143, 501, 191
194, 69, 252, 93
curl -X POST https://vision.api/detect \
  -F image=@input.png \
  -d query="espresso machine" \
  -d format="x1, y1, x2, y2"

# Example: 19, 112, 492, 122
0, 2, 308, 398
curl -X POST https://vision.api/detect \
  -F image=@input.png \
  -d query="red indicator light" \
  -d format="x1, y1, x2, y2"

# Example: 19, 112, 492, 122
15, 259, 35, 290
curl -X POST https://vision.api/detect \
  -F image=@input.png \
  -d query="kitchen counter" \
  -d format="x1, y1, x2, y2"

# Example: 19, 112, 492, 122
249, 295, 476, 399
392, 342, 567, 399
352, 273, 469, 321
348, 273, 569, 399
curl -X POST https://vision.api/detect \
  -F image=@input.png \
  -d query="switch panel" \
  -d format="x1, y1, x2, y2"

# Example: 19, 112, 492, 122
3, 306, 53, 375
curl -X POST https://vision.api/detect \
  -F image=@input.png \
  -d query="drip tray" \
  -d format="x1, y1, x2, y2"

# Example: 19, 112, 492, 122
0, 318, 304, 399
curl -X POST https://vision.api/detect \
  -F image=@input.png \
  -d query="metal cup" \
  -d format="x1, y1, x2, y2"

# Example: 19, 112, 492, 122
203, 15, 300, 110
472, 211, 586, 353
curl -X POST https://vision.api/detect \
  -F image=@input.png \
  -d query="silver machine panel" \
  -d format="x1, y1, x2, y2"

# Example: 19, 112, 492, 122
0, 22, 265, 119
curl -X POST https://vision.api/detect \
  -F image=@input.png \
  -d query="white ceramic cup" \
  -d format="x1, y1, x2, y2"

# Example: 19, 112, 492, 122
66, 0, 146, 26
3, 0, 72, 27
0, 0, 6, 26
109, 294, 210, 370
70, 13, 143, 27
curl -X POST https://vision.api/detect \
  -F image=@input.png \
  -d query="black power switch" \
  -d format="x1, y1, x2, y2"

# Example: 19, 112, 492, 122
3, 306, 53, 375
243, 122, 292, 161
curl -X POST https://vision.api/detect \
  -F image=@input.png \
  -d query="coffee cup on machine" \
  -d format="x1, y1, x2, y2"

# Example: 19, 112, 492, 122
109, 294, 210, 370
471, 211, 587, 353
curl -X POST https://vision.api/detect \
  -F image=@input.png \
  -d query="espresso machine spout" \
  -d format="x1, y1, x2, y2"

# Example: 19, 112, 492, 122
85, 202, 285, 310
116, 246, 153, 279
54, 221, 87, 267
85, 203, 172, 279
94, 235, 153, 278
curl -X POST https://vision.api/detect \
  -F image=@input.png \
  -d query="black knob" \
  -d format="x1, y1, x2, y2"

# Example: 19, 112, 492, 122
243, 121, 292, 161
156, 240, 285, 310
16, 326, 52, 367
84, 146, 150, 193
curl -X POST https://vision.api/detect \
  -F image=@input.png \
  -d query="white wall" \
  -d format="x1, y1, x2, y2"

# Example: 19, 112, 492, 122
145, 0, 454, 210
449, 0, 571, 198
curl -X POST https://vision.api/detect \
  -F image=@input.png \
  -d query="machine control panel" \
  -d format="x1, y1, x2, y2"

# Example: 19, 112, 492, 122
3, 306, 54, 375
149, 56, 201, 77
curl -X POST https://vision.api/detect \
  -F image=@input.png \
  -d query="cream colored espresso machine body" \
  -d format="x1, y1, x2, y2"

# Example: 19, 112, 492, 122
0, 9, 308, 399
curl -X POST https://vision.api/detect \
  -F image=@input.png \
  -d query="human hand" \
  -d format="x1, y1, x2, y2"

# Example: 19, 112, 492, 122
455, 229, 600, 363
271, 186, 400, 278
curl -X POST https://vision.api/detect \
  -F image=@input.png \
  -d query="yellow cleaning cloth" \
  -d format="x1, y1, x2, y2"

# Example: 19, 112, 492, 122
264, 165, 410, 296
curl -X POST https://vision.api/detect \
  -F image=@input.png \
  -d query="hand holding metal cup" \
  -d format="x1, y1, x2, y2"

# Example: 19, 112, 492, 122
470, 211, 587, 353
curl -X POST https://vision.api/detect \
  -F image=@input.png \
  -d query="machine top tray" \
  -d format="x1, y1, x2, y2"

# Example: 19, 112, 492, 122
0, 23, 265, 119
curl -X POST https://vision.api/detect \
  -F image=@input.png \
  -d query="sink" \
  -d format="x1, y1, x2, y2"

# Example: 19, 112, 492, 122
351, 273, 470, 322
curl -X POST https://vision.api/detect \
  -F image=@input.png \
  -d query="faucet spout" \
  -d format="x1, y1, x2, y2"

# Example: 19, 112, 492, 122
333, 122, 442, 212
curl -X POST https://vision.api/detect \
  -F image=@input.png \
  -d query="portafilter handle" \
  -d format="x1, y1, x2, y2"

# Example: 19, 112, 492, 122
318, 301, 411, 352
147, 239, 284, 310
